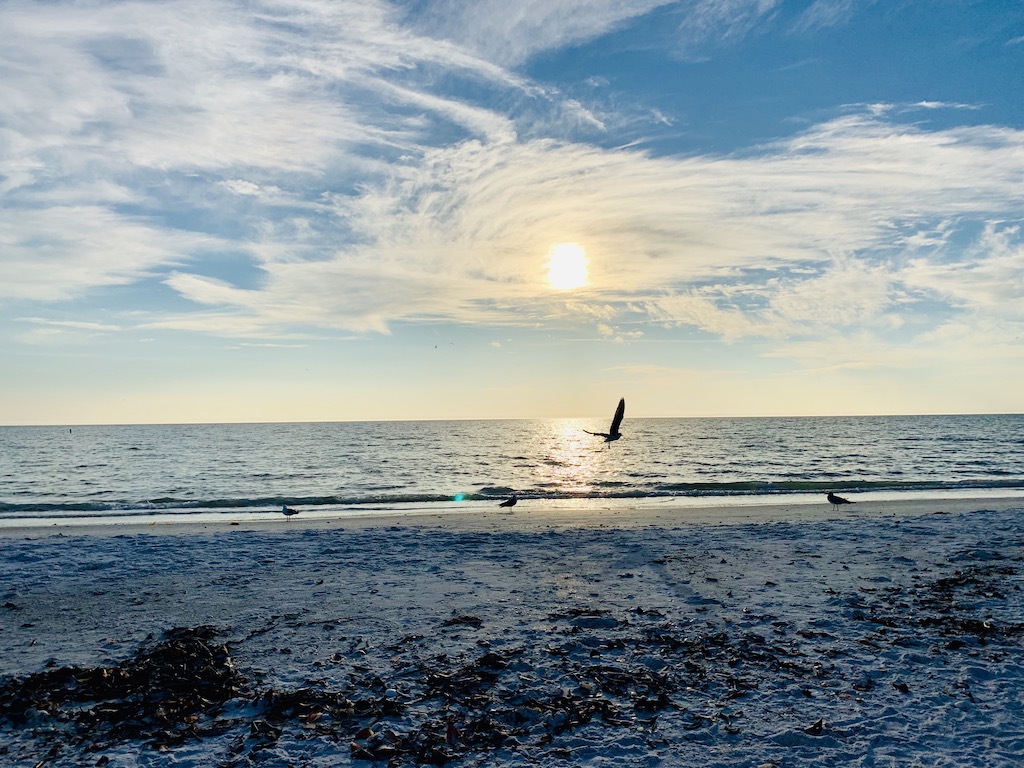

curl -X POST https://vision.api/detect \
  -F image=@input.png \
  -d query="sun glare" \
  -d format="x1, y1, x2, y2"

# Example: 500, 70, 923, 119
546, 243, 589, 290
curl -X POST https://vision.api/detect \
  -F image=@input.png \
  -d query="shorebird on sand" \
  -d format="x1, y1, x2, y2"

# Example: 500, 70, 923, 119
827, 492, 854, 511
498, 495, 517, 508
584, 398, 626, 444
281, 504, 299, 519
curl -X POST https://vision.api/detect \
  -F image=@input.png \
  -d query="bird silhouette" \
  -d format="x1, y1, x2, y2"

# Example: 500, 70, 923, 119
827, 492, 854, 511
446, 716, 462, 746
584, 398, 625, 443
281, 504, 299, 519
498, 496, 517, 508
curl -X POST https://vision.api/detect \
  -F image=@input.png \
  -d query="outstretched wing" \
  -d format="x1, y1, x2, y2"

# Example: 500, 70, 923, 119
609, 398, 625, 434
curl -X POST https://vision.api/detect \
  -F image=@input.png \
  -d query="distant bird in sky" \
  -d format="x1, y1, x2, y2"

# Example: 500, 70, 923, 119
499, 495, 517, 508
281, 504, 299, 519
827, 492, 854, 511
584, 397, 625, 443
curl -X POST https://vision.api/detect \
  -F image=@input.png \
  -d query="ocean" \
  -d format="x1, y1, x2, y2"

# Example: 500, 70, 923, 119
2, 414, 1023, 526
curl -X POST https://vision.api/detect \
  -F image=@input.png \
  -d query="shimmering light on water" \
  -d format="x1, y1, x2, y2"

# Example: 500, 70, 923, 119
1, 415, 1023, 524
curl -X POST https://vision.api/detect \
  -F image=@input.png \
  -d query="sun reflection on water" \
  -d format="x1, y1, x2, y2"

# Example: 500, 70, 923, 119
533, 419, 611, 496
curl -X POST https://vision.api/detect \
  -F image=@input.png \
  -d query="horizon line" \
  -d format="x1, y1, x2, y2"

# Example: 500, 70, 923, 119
2, 411, 1022, 429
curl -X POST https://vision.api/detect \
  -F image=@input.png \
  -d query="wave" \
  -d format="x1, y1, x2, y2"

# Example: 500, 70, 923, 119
2, 478, 1024, 518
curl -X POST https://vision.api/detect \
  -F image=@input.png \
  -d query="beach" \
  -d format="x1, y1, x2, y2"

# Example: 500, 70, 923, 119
3, 497, 1024, 766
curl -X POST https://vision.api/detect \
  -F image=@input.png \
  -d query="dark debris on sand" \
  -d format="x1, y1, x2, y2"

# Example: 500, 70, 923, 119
0, 626, 244, 753
847, 562, 1024, 646
1, 612, 814, 765
2, 555, 1023, 766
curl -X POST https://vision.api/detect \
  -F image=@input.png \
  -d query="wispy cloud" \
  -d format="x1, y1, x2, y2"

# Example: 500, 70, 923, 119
211, 109, 1019, 341
11, 316, 123, 346
0, 0, 545, 306
405, 0, 676, 67
901, 223, 1024, 318
793, 0, 864, 33
17, 317, 122, 332
0, 207, 212, 301
2, 0, 1022, 389
679, 0, 783, 44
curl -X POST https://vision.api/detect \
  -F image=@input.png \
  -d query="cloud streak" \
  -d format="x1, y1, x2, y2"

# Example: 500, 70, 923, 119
2, 0, 1021, 392
222, 111, 1020, 340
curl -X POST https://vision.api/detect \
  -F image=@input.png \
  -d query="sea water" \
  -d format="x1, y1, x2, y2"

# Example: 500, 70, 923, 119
1, 414, 1023, 525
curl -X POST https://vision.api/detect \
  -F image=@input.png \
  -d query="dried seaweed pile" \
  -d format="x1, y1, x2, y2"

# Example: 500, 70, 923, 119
0, 625, 244, 760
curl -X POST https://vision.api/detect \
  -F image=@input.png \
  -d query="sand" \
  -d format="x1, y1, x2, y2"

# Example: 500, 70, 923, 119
1, 494, 1016, 538
2, 497, 1024, 766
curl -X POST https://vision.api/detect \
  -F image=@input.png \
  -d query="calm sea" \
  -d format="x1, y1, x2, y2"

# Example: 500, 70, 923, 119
1, 415, 1023, 526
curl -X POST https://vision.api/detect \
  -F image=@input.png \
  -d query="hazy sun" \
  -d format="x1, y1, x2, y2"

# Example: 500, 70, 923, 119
546, 243, 589, 290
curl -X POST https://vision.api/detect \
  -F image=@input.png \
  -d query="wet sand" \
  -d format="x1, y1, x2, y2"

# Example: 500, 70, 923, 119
1, 494, 1018, 538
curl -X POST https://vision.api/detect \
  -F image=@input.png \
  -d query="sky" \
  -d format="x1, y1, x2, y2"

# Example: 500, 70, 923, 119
2, 0, 1023, 425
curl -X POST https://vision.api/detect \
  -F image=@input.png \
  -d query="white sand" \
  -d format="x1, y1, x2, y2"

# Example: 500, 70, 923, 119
2, 497, 1024, 766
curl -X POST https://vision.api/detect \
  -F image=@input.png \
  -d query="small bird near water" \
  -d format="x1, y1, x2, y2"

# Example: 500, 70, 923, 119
498, 496, 517, 508
827, 492, 854, 511
584, 397, 626, 444
281, 505, 299, 519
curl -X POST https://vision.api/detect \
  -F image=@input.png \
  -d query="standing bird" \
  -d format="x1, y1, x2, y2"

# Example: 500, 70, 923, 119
584, 398, 626, 443
281, 504, 299, 519
827, 492, 854, 511
498, 495, 517, 508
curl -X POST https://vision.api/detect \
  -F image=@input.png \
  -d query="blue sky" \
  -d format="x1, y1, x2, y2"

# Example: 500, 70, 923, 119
2, 0, 1023, 424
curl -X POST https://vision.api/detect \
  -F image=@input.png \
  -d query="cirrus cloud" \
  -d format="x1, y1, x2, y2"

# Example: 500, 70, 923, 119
1, 0, 1021, 417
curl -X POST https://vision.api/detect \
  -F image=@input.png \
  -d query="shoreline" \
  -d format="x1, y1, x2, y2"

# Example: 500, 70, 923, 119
3, 494, 1021, 538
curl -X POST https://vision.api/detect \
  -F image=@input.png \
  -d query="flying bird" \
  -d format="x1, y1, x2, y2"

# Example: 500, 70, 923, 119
827, 492, 854, 511
584, 398, 626, 443
281, 504, 299, 519
498, 496, 517, 508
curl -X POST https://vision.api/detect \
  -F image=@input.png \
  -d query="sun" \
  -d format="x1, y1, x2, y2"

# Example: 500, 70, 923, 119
546, 243, 589, 290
